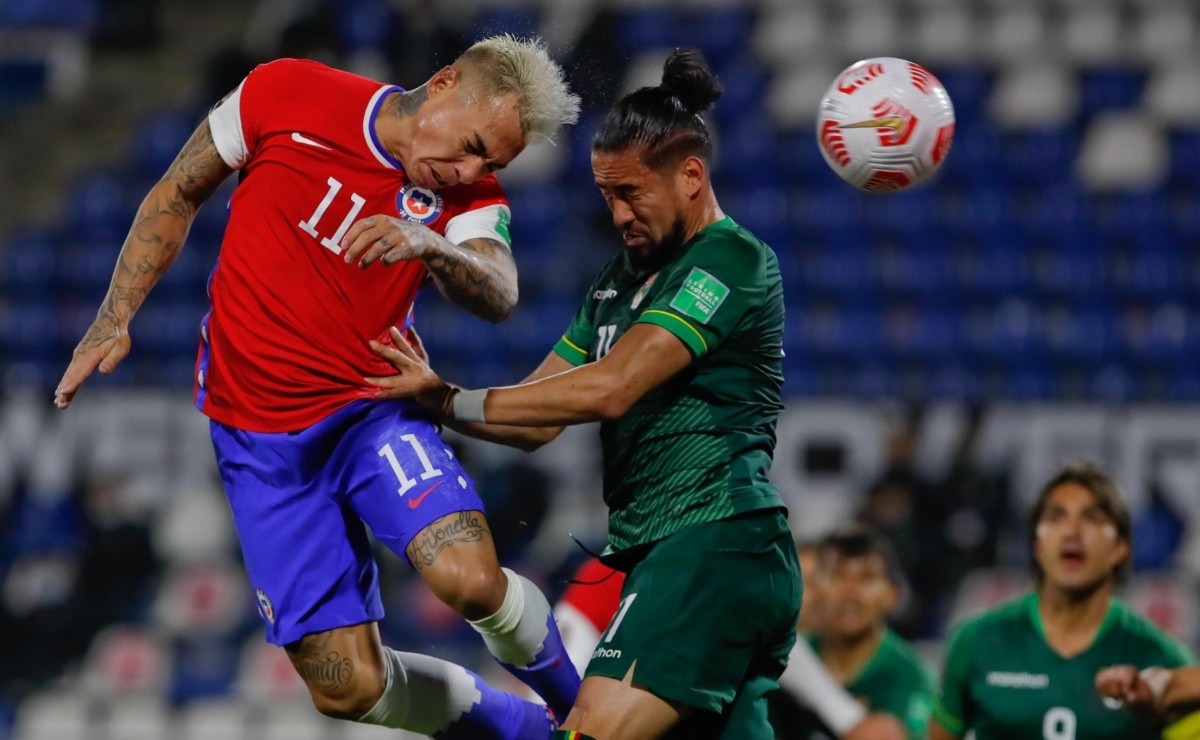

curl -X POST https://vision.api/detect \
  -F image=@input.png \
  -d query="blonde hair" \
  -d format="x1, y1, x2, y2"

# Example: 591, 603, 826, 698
454, 34, 581, 144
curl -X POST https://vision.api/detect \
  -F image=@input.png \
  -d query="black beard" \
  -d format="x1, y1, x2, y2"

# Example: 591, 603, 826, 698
627, 215, 687, 271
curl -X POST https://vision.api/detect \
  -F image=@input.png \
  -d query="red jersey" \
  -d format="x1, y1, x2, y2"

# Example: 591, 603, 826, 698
559, 558, 626, 634
201, 59, 511, 431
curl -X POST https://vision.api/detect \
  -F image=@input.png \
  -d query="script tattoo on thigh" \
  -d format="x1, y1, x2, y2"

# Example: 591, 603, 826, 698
288, 630, 354, 690
408, 511, 488, 570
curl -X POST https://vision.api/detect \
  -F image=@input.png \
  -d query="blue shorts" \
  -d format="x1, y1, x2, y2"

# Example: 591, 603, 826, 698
210, 400, 486, 645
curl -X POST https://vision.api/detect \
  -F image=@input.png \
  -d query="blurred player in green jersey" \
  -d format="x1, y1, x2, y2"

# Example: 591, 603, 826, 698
931, 463, 1193, 740
369, 48, 800, 739
773, 528, 932, 740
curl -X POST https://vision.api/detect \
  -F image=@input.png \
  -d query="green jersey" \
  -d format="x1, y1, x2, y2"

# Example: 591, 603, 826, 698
775, 631, 935, 740
935, 592, 1194, 740
552, 216, 785, 554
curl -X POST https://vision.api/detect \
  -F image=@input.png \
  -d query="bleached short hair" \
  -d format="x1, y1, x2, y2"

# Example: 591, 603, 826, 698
454, 34, 581, 144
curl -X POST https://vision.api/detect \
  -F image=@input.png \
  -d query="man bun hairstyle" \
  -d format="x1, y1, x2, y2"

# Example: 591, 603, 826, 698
455, 34, 581, 145
593, 48, 723, 169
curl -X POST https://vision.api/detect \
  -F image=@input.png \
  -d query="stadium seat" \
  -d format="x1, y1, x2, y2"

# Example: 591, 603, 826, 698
947, 568, 1028, 625
615, 7, 682, 53
1079, 113, 1168, 191
753, 4, 829, 68
1130, 3, 1197, 66
1001, 127, 1077, 187
983, 3, 1048, 67
765, 66, 837, 131
1063, 7, 1125, 67
103, 697, 171, 740
236, 637, 309, 703
175, 700, 248, 740
470, 4, 540, 40
837, 0, 902, 62
152, 561, 249, 637
990, 64, 1078, 130
912, 3, 976, 65
11, 690, 91, 740
64, 170, 132, 241
131, 108, 198, 182
333, 0, 395, 53
81, 624, 172, 697
0, 0, 99, 30
1126, 573, 1198, 642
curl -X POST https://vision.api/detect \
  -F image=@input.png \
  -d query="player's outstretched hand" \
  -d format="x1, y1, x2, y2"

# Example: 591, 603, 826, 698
340, 215, 434, 269
54, 316, 131, 409
1096, 664, 1170, 718
367, 327, 451, 411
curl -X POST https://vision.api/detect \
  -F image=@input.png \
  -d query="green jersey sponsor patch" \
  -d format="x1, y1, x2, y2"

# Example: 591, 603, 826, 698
495, 208, 512, 245
669, 267, 729, 324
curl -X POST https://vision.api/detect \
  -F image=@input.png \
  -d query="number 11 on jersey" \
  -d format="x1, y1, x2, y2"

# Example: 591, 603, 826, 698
298, 176, 366, 255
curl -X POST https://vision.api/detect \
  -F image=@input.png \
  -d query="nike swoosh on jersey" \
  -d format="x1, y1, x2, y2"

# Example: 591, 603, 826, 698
408, 481, 443, 509
291, 132, 333, 151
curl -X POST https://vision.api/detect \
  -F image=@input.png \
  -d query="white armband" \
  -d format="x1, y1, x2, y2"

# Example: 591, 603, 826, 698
778, 638, 867, 736
451, 389, 488, 423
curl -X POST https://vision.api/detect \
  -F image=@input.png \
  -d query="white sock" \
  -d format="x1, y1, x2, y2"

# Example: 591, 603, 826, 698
357, 648, 482, 734
468, 567, 552, 669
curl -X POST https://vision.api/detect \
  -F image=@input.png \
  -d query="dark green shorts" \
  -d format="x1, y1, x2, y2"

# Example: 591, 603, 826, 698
586, 509, 802, 739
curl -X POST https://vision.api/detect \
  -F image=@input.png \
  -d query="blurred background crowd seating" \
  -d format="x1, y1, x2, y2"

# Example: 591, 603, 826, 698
2, 0, 1200, 737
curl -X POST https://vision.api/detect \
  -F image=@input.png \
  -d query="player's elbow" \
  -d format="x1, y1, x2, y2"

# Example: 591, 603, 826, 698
594, 383, 635, 421
476, 285, 518, 323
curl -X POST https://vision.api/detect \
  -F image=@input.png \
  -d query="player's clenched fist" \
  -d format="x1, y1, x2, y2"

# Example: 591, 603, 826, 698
1095, 664, 1171, 716
340, 215, 435, 269
54, 315, 132, 409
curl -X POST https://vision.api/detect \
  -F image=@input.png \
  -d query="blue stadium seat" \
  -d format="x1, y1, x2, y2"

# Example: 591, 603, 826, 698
883, 306, 960, 360
0, 0, 99, 30
1079, 67, 1145, 117
800, 248, 877, 297
791, 189, 868, 242
57, 241, 118, 300
1021, 184, 1092, 239
926, 364, 983, 402
1099, 190, 1173, 244
957, 241, 1033, 298
470, 5, 540, 40
131, 109, 197, 181
1001, 128, 1076, 188
714, 114, 777, 185
722, 186, 790, 249
616, 7, 683, 52
333, 0, 394, 53
1089, 363, 1138, 402
943, 187, 1018, 240
932, 67, 991, 129
0, 229, 58, 299
846, 365, 901, 400
868, 188, 940, 238
3, 300, 60, 362
65, 169, 132, 241
687, 8, 754, 62
941, 122, 1004, 187
1044, 306, 1115, 362
1005, 365, 1062, 400
1032, 251, 1110, 300
4, 495, 82, 556
711, 58, 767, 127
876, 244, 955, 300
1116, 250, 1188, 302
1168, 130, 1200, 191
133, 302, 206, 359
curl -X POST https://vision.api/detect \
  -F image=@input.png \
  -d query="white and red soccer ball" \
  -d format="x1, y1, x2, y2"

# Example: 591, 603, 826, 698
817, 57, 956, 192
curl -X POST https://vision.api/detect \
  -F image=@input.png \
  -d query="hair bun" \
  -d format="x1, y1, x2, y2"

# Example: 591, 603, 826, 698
660, 48, 723, 114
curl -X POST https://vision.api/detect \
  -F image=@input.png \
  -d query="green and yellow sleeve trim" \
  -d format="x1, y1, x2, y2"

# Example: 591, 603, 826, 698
637, 309, 707, 356
552, 335, 588, 365
931, 701, 964, 736
1165, 710, 1200, 740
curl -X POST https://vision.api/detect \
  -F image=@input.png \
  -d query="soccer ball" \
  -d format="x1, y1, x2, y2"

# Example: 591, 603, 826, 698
816, 57, 955, 192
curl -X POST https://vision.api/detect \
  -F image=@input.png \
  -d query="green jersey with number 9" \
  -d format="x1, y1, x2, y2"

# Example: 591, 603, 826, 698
552, 216, 785, 555
934, 592, 1194, 740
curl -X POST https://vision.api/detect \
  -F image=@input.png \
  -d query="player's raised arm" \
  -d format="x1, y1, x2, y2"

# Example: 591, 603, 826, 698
54, 119, 232, 409
370, 321, 692, 427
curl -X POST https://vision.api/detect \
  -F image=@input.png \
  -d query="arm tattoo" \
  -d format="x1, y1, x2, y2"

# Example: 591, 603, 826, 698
286, 630, 354, 691
84, 119, 230, 343
407, 510, 489, 571
423, 237, 518, 322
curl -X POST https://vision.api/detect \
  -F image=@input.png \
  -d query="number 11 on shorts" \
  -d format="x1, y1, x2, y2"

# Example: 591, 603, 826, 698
378, 434, 443, 496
